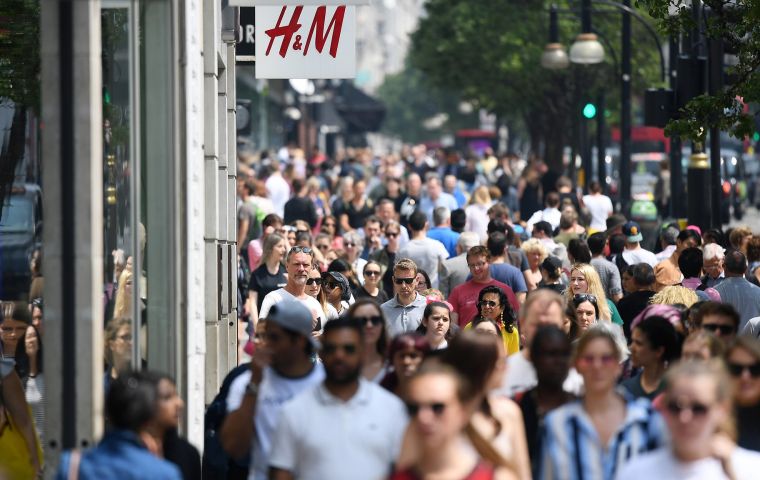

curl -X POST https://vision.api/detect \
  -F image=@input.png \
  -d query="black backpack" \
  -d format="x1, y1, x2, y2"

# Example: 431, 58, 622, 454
202, 363, 252, 479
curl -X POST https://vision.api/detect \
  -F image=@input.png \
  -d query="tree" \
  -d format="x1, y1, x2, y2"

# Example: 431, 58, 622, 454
376, 64, 478, 144
409, 0, 662, 172
637, 0, 760, 142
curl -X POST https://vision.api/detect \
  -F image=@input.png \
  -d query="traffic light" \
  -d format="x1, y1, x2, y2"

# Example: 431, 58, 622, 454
582, 103, 597, 119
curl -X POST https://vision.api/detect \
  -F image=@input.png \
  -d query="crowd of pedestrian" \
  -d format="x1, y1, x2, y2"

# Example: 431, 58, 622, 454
4, 144, 760, 479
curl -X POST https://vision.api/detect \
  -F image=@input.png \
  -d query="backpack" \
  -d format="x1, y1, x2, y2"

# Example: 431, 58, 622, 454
202, 363, 252, 479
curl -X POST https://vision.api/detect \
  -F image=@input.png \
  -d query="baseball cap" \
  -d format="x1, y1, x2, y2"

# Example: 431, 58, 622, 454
622, 221, 643, 243
540, 256, 563, 272
266, 300, 321, 350
606, 213, 627, 232
323, 271, 352, 302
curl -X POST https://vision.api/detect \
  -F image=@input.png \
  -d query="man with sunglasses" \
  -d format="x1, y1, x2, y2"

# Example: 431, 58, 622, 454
258, 247, 324, 332
380, 258, 429, 337
695, 302, 741, 342
268, 318, 407, 480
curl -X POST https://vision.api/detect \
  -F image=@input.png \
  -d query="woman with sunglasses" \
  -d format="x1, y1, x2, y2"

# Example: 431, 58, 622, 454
355, 260, 389, 304
725, 336, 760, 451
622, 316, 681, 401
391, 361, 519, 480
416, 301, 455, 350
347, 299, 389, 383
465, 286, 520, 355
246, 232, 288, 327
565, 263, 624, 327
380, 333, 430, 396
305, 265, 331, 324
541, 324, 665, 480
322, 271, 352, 320
617, 360, 760, 480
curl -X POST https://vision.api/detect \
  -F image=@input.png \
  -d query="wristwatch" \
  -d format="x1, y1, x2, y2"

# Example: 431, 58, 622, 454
245, 382, 259, 397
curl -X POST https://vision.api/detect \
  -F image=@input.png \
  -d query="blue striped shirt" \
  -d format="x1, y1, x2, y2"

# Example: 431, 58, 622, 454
538, 396, 666, 480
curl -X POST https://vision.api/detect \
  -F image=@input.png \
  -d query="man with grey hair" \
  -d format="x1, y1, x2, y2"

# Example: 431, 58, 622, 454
426, 206, 460, 258
702, 242, 726, 288
655, 224, 680, 262
439, 232, 481, 297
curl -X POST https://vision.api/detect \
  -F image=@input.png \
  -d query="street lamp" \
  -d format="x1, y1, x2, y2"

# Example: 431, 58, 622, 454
541, 5, 570, 69
570, 0, 605, 64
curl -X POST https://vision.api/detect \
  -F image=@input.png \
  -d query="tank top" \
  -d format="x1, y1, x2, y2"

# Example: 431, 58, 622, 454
390, 461, 495, 480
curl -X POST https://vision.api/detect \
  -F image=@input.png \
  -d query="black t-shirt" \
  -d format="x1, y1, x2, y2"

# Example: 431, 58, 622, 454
616, 290, 656, 341
345, 200, 374, 230
283, 196, 317, 227
738, 404, 760, 451
354, 285, 389, 304
248, 263, 287, 311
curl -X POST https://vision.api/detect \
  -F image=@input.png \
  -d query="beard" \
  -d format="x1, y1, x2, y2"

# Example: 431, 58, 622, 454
325, 363, 362, 385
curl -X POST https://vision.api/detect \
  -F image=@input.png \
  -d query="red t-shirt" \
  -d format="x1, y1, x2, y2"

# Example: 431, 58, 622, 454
448, 279, 520, 327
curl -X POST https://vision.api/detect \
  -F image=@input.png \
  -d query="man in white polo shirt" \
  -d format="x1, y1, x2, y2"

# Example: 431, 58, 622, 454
269, 317, 408, 480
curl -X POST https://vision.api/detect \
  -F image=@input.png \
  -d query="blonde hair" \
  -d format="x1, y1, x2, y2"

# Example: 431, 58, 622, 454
565, 264, 611, 321
470, 185, 492, 206
521, 238, 549, 262
113, 269, 133, 320
650, 285, 698, 308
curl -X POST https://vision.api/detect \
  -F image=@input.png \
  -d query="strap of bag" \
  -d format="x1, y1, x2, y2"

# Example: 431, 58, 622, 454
68, 449, 81, 480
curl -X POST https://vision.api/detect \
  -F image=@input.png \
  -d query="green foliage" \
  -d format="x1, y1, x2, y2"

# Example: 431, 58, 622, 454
636, 0, 760, 142
376, 65, 478, 143
0, 0, 41, 111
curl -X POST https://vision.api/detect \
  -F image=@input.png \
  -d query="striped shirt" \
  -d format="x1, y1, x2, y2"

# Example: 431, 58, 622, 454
538, 396, 666, 480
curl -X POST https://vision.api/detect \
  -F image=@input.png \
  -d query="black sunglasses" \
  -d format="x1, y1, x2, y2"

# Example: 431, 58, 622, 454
364, 270, 381, 277
322, 343, 358, 355
354, 315, 383, 326
478, 300, 499, 308
306, 278, 323, 286
289, 246, 313, 255
702, 323, 735, 335
665, 400, 710, 417
324, 281, 340, 290
727, 362, 760, 378
573, 293, 598, 304
406, 401, 446, 417
386, 232, 399, 238
394, 277, 415, 285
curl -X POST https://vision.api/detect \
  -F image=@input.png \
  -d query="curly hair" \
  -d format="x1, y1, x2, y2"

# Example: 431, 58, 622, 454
650, 285, 698, 308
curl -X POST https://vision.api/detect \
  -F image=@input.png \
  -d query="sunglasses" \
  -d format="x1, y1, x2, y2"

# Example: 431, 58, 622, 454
665, 400, 710, 417
364, 270, 381, 277
345, 242, 356, 247
573, 293, 597, 304
702, 323, 735, 336
394, 277, 415, 285
289, 246, 313, 255
322, 343, 358, 355
478, 300, 499, 308
577, 354, 616, 367
406, 401, 446, 417
306, 278, 323, 286
386, 232, 399, 238
354, 315, 383, 326
727, 362, 760, 378
324, 282, 340, 290
317, 244, 330, 250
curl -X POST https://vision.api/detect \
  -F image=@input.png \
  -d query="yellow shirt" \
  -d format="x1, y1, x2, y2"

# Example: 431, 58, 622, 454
464, 321, 520, 355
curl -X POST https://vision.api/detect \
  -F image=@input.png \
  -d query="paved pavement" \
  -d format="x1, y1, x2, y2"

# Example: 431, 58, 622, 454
728, 206, 760, 229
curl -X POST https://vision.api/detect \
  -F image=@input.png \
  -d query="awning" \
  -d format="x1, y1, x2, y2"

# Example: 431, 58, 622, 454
334, 82, 386, 133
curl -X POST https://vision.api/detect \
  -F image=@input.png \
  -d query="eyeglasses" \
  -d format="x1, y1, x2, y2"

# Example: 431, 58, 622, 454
317, 244, 330, 250
701, 323, 735, 336
289, 246, 313, 256
306, 278, 323, 286
354, 315, 383, 326
322, 342, 358, 355
386, 232, 399, 238
345, 242, 356, 247
577, 354, 616, 367
364, 270, 381, 277
573, 293, 597, 304
727, 362, 760, 378
394, 277, 415, 285
664, 399, 710, 417
406, 401, 446, 417
468, 261, 487, 269
478, 300, 499, 309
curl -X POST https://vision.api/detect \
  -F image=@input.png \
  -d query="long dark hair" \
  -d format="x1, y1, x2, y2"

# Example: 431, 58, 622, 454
416, 301, 457, 340
347, 298, 388, 356
476, 285, 517, 333
14, 324, 43, 379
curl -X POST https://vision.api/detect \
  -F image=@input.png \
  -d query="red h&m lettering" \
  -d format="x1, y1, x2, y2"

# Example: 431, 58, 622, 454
264, 6, 346, 59
304, 6, 345, 58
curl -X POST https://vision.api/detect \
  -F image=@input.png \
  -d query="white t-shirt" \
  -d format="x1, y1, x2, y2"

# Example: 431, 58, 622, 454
265, 174, 290, 217
259, 288, 325, 329
622, 247, 659, 268
269, 380, 408, 480
582, 194, 613, 231
397, 238, 449, 289
617, 447, 760, 480
226, 364, 326, 480
497, 351, 584, 397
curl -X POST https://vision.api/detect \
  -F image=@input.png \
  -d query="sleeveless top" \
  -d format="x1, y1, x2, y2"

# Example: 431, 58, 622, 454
390, 461, 495, 480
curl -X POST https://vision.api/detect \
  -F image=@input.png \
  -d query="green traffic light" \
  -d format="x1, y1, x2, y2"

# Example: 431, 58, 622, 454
753, 132, 759, 142
583, 103, 596, 119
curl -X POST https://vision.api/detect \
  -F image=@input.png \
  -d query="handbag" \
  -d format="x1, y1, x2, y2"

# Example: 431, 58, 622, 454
0, 366, 44, 479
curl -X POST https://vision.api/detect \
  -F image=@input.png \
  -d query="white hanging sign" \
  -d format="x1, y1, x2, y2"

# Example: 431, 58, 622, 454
254, 5, 356, 79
